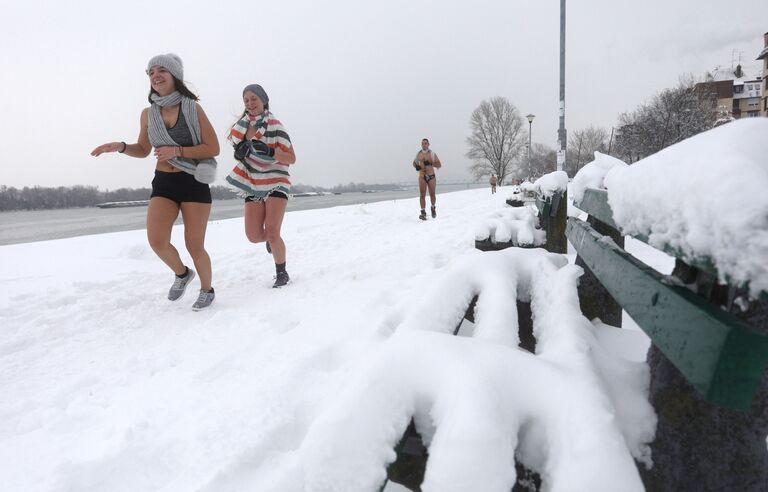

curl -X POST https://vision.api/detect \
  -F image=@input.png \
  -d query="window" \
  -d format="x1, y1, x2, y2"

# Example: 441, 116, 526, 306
734, 85, 744, 93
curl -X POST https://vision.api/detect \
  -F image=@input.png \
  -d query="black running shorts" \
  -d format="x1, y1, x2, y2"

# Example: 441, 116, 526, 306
150, 170, 212, 204
244, 190, 288, 202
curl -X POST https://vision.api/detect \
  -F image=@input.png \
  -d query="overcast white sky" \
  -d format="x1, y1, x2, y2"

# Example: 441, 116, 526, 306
1, 0, 766, 190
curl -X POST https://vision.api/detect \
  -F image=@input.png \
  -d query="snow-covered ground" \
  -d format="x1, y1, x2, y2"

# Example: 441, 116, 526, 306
1, 188, 657, 491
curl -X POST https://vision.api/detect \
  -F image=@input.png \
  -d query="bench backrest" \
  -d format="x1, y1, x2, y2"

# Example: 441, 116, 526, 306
567, 187, 768, 411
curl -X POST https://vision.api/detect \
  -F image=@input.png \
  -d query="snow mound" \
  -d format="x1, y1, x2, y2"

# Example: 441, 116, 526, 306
522, 171, 569, 199
571, 152, 628, 203
474, 206, 545, 248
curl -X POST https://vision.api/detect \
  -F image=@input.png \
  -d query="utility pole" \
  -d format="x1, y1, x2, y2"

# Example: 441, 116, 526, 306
557, 0, 567, 172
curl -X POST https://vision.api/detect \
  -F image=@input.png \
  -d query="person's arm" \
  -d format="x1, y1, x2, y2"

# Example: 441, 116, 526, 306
166, 103, 220, 160
413, 152, 422, 170
274, 145, 296, 165
90, 108, 152, 158
432, 152, 442, 168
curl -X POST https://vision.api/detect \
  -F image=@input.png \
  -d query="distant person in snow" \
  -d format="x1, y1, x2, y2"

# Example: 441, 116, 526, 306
412, 138, 442, 220
91, 53, 220, 310
489, 174, 497, 194
225, 84, 296, 288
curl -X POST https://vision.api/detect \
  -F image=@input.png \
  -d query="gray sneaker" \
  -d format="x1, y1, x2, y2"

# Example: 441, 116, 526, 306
192, 288, 215, 311
272, 271, 290, 288
168, 268, 196, 301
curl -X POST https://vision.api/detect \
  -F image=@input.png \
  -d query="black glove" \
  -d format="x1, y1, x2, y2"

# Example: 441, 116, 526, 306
414, 162, 422, 171
251, 140, 275, 157
234, 140, 249, 162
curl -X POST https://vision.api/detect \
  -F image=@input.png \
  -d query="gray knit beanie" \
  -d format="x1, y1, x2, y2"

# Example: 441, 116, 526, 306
146, 53, 184, 81
243, 84, 269, 105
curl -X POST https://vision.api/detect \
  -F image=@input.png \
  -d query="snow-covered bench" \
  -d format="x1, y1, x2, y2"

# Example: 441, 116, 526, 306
476, 172, 568, 253
302, 249, 654, 492
473, 206, 545, 251
505, 185, 525, 207
568, 119, 768, 490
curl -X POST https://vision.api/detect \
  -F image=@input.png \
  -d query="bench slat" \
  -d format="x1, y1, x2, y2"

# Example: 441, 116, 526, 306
567, 217, 768, 410
573, 187, 721, 279
573, 188, 618, 229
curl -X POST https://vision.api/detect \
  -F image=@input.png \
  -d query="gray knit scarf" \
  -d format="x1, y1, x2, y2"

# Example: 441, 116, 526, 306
147, 91, 217, 184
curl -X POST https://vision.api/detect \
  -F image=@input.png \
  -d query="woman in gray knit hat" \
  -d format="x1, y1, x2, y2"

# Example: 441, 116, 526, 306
91, 53, 220, 310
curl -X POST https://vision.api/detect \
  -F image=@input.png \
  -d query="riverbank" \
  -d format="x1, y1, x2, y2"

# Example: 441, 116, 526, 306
0, 184, 487, 246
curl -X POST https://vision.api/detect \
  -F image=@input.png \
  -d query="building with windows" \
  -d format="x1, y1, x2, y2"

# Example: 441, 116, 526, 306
697, 65, 762, 120
757, 32, 768, 117
732, 77, 763, 118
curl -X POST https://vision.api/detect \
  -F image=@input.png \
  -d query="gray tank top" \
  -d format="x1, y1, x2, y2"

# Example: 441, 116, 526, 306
167, 108, 194, 147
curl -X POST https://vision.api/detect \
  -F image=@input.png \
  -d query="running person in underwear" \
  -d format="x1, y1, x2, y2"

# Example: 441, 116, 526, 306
225, 84, 296, 288
91, 53, 220, 311
412, 138, 441, 220
489, 174, 497, 194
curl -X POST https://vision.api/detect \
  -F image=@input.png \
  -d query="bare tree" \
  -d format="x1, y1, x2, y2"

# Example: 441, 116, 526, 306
529, 143, 557, 180
567, 126, 608, 176
613, 77, 716, 163
465, 97, 527, 184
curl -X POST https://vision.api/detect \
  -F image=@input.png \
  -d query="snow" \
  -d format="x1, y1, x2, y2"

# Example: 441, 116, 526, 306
521, 171, 569, 198
1, 189, 654, 491
474, 205, 546, 247
576, 118, 768, 296
571, 152, 628, 203
302, 250, 653, 491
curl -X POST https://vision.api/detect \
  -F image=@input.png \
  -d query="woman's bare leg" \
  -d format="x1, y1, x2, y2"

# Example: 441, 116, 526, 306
264, 197, 288, 264
180, 202, 212, 291
146, 197, 184, 275
244, 200, 267, 244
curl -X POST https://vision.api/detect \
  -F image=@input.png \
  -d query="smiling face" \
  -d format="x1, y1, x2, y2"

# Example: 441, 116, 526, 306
147, 66, 176, 96
243, 91, 266, 116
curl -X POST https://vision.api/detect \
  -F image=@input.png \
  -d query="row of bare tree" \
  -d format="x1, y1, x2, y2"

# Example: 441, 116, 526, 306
465, 77, 718, 184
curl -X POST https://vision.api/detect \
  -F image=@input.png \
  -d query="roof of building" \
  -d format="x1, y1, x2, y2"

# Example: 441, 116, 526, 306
757, 46, 768, 60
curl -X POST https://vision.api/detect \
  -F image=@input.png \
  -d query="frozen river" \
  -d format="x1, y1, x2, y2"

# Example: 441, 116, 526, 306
0, 184, 485, 245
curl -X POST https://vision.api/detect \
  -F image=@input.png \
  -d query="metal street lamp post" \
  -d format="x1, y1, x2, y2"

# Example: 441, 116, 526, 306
557, 0, 567, 172
526, 114, 535, 181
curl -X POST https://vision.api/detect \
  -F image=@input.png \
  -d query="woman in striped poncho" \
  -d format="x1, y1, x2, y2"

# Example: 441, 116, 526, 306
226, 84, 296, 288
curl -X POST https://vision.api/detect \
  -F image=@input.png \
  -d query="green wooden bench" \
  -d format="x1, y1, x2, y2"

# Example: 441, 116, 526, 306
568, 186, 768, 491
568, 187, 768, 410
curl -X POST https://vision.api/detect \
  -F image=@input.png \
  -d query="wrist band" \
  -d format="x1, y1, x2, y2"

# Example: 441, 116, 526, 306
118, 142, 127, 153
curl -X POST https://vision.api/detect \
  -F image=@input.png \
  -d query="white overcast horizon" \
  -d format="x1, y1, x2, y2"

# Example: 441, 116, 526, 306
1, 0, 766, 190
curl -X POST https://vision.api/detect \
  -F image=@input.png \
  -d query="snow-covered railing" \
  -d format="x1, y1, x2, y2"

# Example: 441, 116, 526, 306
568, 119, 768, 489
301, 248, 654, 491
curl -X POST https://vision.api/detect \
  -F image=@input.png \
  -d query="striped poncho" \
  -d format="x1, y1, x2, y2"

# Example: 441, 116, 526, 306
225, 110, 293, 199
